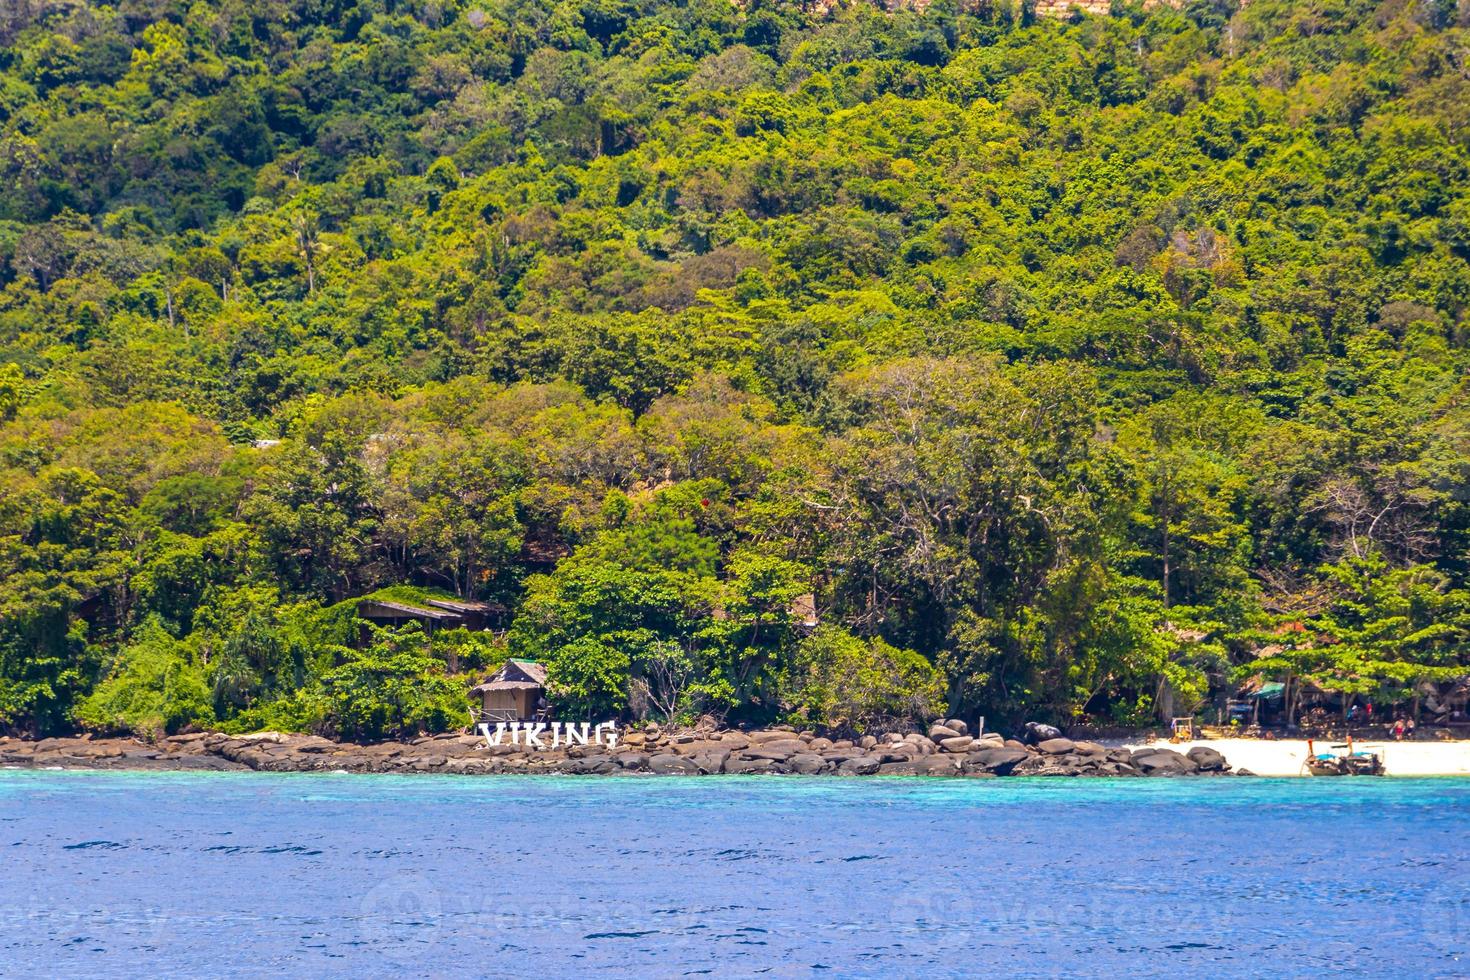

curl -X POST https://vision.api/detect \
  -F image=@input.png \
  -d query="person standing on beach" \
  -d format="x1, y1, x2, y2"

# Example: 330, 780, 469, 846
1393, 718, 1405, 740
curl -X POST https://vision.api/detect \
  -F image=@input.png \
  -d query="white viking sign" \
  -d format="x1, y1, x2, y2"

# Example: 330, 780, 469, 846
477, 721, 619, 750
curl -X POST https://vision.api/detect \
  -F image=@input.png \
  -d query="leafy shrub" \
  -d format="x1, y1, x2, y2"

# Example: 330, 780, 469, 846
784, 626, 945, 735
76, 619, 214, 737
320, 624, 467, 741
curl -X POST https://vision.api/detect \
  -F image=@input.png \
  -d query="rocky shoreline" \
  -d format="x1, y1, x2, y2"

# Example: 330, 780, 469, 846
0, 720, 1238, 778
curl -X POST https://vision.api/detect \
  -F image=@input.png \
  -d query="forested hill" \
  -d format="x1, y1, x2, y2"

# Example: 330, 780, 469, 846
1, 0, 1468, 740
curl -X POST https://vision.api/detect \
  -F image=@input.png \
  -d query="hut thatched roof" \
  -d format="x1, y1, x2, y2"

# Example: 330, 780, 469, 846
470, 679, 541, 694
471, 659, 547, 695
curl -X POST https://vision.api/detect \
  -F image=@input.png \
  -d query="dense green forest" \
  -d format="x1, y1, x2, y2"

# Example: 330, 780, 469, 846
1, 0, 1468, 739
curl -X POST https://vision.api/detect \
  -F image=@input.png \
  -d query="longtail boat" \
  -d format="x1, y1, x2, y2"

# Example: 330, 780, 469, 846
1303, 737, 1385, 776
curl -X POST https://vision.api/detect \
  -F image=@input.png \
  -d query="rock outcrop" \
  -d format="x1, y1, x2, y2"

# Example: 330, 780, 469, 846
0, 729, 1235, 779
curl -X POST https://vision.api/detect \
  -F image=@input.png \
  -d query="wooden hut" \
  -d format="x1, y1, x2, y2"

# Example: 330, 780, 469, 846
470, 660, 548, 723
355, 596, 504, 645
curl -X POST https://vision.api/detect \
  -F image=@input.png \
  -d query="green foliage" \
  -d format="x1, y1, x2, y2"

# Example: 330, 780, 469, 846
1238, 556, 1470, 712
321, 624, 467, 741
543, 636, 631, 721
784, 626, 945, 735
1, 0, 1468, 737
76, 619, 214, 737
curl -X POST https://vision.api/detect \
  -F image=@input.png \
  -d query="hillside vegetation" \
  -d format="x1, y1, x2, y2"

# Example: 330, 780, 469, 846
1, 0, 1468, 737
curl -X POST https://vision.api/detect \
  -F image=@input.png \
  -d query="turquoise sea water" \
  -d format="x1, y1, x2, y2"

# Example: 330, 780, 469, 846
1, 772, 1467, 978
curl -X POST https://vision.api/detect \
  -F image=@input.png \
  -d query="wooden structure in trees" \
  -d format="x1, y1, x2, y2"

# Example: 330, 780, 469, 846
469, 659, 548, 723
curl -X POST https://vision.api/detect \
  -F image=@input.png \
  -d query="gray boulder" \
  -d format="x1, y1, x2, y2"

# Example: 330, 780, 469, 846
762, 738, 809, 756
1022, 722, 1064, 745
1135, 749, 1198, 775
904, 735, 936, 755
837, 756, 881, 776
744, 742, 803, 762
939, 735, 974, 753
690, 750, 730, 774
968, 747, 1031, 775
561, 757, 618, 775
648, 753, 700, 775
1037, 737, 1076, 755
915, 755, 962, 776
724, 757, 779, 775
1186, 746, 1228, 772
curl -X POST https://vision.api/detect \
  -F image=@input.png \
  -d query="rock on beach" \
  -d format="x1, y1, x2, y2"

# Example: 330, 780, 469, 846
0, 728, 1237, 780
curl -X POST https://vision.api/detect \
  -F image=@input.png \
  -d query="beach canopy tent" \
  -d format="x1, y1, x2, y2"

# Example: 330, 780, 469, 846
1233, 678, 1288, 727
470, 659, 547, 723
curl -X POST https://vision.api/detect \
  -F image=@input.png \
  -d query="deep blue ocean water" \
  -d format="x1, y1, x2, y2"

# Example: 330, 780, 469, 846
1, 772, 1466, 978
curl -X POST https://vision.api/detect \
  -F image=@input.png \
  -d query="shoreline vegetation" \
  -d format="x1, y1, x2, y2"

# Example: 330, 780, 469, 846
4, 1, 1470, 745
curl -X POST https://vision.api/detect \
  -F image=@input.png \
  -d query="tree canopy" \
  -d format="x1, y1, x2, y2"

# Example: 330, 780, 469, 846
1, 0, 1468, 738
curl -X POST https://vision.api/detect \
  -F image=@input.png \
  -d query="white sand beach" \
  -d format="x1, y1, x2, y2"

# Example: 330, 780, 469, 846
1117, 737, 1470, 777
